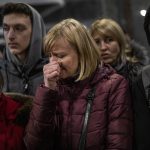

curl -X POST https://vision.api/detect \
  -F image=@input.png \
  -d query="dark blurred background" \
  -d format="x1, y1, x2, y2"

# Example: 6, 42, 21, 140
0, 0, 150, 51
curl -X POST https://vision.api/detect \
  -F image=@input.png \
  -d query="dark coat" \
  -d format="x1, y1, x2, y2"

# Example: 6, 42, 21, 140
0, 57, 47, 96
0, 92, 33, 150
25, 64, 133, 150
115, 61, 143, 85
132, 65, 150, 150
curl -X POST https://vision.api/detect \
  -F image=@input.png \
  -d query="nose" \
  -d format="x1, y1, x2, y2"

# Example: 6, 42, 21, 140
50, 56, 62, 67
7, 28, 15, 40
100, 41, 107, 51
49, 55, 58, 63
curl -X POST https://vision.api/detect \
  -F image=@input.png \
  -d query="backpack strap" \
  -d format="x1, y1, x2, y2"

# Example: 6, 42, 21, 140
78, 87, 96, 150
142, 65, 150, 107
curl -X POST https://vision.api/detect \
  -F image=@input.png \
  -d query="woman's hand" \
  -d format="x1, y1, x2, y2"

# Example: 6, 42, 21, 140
43, 57, 60, 90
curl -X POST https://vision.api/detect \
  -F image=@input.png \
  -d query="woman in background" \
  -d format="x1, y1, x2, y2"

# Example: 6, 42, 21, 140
90, 18, 143, 85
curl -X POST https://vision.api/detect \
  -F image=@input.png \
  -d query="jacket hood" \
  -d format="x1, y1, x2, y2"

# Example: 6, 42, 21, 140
89, 63, 116, 86
57, 63, 115, 97
4, 92, 33, 125
5, 3, 46, 74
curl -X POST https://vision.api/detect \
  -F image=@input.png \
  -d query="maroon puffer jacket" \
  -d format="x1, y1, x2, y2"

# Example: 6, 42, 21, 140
25, 64, 133, 150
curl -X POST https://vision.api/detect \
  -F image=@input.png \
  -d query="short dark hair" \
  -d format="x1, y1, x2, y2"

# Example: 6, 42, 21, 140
1, 2, 33, 23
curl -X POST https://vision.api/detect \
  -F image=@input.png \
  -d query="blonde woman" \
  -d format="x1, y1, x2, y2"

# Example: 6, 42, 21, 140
90, 18, 143, 84
25, 18, 132, 150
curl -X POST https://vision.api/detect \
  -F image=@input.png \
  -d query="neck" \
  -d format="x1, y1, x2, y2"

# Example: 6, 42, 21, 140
15, 54, 27, 64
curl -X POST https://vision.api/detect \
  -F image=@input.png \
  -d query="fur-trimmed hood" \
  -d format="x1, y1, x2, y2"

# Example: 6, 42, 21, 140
3, 92, 33, 125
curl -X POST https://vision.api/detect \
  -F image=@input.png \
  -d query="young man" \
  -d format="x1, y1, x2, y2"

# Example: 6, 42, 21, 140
0, 2, 48, 96
133, 5, 150, 150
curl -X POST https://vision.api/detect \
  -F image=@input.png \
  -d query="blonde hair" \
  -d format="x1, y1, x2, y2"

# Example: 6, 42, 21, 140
90, 18, 127, 63
44, 18, 100, 81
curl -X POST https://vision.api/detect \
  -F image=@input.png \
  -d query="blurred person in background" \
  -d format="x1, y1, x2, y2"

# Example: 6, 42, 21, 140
90, 18, 144, 86
132, 5, 150, 150
0, 2, 48, 96
24, 18, 132, 150
123, 27, 150, 65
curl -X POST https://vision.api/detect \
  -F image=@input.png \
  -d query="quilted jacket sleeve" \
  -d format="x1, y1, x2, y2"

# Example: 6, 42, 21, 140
24, 86, 58, 150
106, 75, 133, 150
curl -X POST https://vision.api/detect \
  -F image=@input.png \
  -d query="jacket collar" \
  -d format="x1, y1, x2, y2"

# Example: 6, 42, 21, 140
3, 92, 33, 125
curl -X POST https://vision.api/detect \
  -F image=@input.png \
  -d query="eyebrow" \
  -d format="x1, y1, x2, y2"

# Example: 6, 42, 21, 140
52, 51, 66, 55
3, 23, 26, 27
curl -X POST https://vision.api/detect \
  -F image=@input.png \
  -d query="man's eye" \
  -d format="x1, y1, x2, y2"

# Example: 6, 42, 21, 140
3, 26, 9, 31
15, 26, 26, 32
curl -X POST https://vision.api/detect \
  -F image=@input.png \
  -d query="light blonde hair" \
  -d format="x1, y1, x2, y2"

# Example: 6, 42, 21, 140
44, 18, 100, 81
90, 18, 127, 63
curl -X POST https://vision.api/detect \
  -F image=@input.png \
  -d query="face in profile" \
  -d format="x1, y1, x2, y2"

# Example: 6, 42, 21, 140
92, 32, 120, 65
3, 13, 32, 60
50, 38, 79, 79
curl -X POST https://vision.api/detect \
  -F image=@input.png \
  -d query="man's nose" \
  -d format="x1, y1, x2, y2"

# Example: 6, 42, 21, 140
7, 28, 15, 40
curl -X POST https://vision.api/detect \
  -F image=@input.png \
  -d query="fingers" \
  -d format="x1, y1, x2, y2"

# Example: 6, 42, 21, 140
43, 57, 61, 88
43, 63, 60, 78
